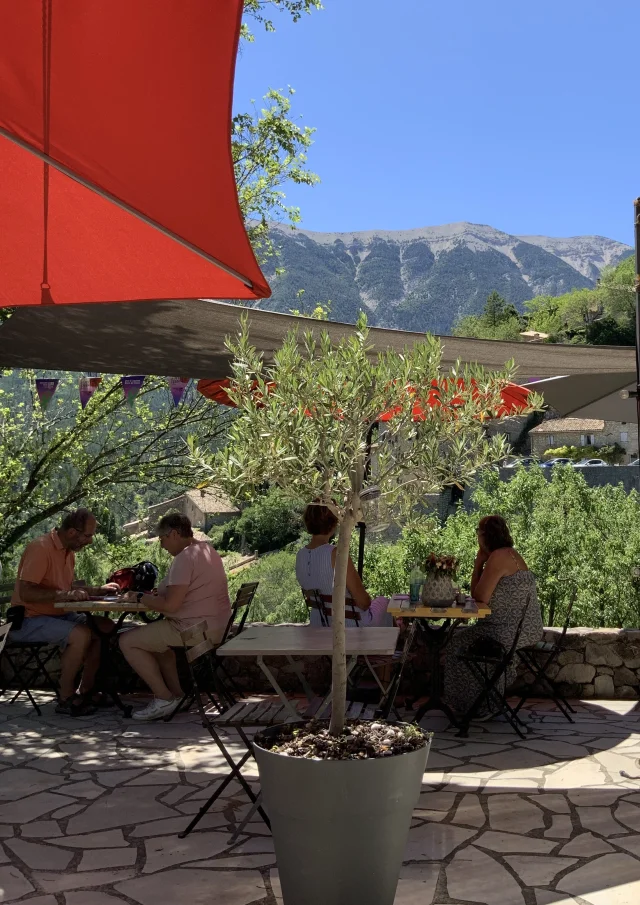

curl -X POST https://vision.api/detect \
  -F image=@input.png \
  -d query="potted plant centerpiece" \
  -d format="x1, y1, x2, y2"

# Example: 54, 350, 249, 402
422, 553, 458, 604
191, 314, 539, 905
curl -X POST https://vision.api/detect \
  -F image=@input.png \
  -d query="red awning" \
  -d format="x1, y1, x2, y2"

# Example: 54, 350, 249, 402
197, 378, 532, 419
0, 0, 270, 306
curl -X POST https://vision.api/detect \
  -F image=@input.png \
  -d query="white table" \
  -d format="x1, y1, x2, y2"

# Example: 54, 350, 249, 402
217, 625, 399, 719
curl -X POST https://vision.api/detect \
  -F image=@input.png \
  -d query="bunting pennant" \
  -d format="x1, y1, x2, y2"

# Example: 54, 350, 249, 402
168, 377, 190, 407
35, 378, 59, 411
121, 375, 145, 408
79, 376, 102, 409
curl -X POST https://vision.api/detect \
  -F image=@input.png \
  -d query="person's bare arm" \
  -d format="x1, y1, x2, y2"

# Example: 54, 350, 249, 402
473, 552, 507, 604
18, 581, 88, 604
470, 550, 488, 598
124, 584, 189, 615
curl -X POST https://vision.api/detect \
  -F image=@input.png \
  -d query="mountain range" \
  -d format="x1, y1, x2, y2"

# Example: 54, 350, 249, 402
258, 222, 632, 334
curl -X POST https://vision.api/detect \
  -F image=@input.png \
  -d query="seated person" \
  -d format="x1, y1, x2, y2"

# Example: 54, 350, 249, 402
443, 514, 543, 716
295, 502, 390, 627
119, 513, 232, 722
9, 508, 119, 716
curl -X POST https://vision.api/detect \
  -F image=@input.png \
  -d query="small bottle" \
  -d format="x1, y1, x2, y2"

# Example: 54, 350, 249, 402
409, 564, 423, 605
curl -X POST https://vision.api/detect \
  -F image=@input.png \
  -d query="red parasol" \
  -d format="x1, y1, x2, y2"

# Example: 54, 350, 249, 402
0, 0, 270, 306
197, 377, 532, 418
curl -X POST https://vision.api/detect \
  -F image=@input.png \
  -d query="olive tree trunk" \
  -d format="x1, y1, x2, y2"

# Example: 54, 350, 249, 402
329, 508, 357, 735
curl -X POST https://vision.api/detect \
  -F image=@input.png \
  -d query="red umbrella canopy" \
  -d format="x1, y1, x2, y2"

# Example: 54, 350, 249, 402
0, 0, 270, 306
197, 378, 531, 419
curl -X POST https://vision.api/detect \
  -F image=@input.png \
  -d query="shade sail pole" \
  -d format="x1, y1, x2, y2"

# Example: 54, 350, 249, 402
635, 197, 640, 467
0, 127, 255, 292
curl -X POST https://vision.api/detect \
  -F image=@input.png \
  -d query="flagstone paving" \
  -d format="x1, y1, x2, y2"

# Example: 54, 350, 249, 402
0, 696, 639, 903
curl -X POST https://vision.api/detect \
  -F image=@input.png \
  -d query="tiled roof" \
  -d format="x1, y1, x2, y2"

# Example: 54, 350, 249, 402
184, 488, 239, 514
530, 418, 605, 434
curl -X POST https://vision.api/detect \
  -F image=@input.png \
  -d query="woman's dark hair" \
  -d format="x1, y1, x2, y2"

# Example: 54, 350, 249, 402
478, 515, 513, 552
303, 502, 338, 536
157, 512, 193, 538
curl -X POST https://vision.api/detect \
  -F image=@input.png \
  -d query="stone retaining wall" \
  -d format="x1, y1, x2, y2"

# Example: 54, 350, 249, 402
3, 624, 639, 701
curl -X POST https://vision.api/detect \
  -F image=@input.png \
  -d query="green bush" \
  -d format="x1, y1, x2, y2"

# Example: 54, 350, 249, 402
363, 466, 640, 629
227, 549, 307, 624
212, 488, 303, 555
543, 443, 625, 464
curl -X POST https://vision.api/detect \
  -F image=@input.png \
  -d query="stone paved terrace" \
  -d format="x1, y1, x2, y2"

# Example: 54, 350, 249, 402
0, 696, 639, 904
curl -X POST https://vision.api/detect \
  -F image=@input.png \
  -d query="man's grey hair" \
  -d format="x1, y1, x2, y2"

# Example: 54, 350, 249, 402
60, 508, 94, 533
157, 512, 193, 538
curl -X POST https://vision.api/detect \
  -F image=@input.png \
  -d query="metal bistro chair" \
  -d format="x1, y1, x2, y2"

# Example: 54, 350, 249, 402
513, 585, 577, 723
176, 618, 303, 840
302, 589, 402, 719
456, 604, 530, 739
165, 581, 259, 721
0, 606, 60, 715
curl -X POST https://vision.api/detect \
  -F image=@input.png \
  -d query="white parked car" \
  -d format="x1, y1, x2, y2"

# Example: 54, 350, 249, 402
542, 457, 573, 468
574, 458, 608, 467
629, 458, 639, 467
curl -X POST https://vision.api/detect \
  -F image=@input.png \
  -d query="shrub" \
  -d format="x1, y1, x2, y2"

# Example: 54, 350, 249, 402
227, 549, 307, 624
212, 488, 303, 555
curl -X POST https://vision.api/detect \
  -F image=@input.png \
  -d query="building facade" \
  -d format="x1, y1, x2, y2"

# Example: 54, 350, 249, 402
529, 418, 637, 461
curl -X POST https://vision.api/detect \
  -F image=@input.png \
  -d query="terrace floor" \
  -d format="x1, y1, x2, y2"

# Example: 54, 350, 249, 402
0, 696, 639, 904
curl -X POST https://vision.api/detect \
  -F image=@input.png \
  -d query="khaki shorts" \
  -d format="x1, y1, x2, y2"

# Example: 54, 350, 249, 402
123, 619, 225, 653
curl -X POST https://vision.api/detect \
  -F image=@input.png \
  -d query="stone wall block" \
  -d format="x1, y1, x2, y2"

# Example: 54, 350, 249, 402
613, 666, 640, 687
594, 674, 615, 697
555, 663, 595, 684
585, 643, 623, 668
581, 683, 595, 698
598, 666, 613, 676
616, 685, 639, 699
557, 650, 584, 666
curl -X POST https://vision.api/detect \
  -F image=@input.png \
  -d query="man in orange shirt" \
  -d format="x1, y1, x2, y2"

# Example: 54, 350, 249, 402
10, 508, 119, 716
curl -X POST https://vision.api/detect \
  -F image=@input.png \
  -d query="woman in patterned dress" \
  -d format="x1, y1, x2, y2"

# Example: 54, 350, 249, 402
443, 515, 543, 716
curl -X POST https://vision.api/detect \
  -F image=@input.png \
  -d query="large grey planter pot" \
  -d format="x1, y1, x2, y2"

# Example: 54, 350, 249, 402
254, 724, 431, 905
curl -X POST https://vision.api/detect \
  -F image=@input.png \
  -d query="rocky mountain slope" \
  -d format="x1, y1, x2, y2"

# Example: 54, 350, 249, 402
259, 222, 631, 334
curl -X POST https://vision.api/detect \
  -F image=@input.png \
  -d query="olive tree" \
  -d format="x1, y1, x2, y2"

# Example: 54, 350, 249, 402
191, 315, 539, 734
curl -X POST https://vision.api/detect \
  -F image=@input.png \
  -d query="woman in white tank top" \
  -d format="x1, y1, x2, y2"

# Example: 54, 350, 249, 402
295, 503, 391, 627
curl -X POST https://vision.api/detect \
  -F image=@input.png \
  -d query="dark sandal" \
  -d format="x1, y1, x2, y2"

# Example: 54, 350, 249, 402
55, 695, 97, 717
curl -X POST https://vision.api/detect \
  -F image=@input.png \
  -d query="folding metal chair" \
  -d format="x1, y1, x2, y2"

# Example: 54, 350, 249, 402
302, 589, 402, 719
0, 607, 60, 715
513, 585, 577, 723
165, 581, 259, 720
176, 619, 300, 839
456, 605, 530, 739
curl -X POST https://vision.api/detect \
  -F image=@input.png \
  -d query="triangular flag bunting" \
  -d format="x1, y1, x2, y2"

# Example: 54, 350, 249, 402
121, 375, 145, 408
35, 378, 59, 412
168, 377, 190, 407
79, 376, 102, 409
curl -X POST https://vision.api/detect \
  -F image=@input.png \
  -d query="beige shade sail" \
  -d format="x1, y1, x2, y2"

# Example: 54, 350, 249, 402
524, 373, 637, 420
0, 298, 635, 383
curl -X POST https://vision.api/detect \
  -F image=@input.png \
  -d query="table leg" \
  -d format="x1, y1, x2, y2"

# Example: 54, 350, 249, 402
380, 619, 418, 720
256, 656, 300, 721
86, 612, 133, 718
414, 619, 461, 727
285, 654, 315, 704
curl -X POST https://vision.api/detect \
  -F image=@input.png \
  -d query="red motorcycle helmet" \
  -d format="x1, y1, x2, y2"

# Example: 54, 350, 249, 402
108, 561, 158, 593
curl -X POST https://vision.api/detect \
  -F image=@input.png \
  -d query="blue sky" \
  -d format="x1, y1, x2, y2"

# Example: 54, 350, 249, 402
234, 1, 638, 245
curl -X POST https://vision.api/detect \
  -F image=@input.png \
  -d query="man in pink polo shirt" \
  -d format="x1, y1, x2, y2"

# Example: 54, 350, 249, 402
119, 512, 231, 721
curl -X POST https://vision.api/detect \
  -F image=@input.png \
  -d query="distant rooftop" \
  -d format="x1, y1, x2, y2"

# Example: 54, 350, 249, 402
530, 418, 605, 433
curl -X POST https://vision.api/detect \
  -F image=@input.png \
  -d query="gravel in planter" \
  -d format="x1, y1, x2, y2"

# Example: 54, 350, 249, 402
256, 720, 430, 760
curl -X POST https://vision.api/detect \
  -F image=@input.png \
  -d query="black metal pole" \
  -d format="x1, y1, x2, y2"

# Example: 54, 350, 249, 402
635, 198, 640, 467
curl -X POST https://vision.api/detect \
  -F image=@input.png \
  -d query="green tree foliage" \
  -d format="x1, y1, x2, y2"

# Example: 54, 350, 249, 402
362, 466, 640, 630
0, 373, 227, 564
454, 291, 523, 340
212, 487, 303, 554
191, 314, 539, 733
234, 1, 321, 263
74, 534, 172, 589
227, 549, 307, 624
543, 443, 625, 464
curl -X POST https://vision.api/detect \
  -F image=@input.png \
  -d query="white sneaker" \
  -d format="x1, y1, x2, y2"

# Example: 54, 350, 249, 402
132, 697, 180, 721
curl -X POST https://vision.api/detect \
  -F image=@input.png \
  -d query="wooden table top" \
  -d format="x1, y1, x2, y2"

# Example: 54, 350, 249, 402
54, 599, 148, 614
217, 625, 399, 657
387, 602, 491, 619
